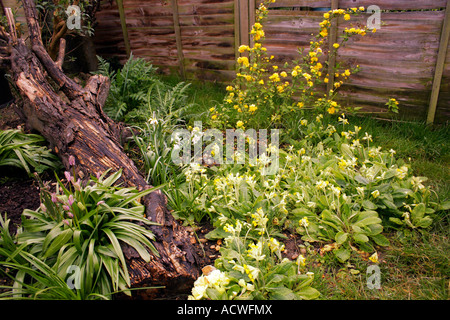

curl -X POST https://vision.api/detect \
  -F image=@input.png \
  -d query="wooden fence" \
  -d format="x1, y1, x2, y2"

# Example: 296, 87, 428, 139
3, 0, 449, 122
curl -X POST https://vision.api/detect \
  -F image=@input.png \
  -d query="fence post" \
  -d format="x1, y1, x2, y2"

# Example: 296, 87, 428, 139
249, 0, 256, 48
427, 0, 450, 125
116, 0, 131, 58
327, 0, 339, 97
234, 0, 240, 59
235, 0, 256, 55
239, 0, 250, 49
171, 0, 185, 79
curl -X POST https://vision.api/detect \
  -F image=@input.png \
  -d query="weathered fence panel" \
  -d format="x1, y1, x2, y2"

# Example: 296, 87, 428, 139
2, 0, 447, 122
92, 0, 450, 122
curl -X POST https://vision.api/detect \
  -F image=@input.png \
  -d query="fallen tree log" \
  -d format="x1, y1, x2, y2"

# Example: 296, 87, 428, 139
0, 0, 200, 297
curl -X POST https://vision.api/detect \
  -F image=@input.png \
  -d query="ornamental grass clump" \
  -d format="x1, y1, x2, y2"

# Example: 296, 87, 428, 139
0, 163, 162, 299
0, 129, 61, 176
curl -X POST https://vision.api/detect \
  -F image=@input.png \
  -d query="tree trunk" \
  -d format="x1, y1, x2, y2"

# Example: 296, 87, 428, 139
1, 0, 200, 297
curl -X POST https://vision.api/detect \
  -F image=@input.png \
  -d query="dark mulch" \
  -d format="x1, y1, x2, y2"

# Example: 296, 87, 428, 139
0, 169, 41, 235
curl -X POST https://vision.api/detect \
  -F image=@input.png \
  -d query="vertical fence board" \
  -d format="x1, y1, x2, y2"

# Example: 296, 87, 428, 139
327, 0, 339, 96
171, 0, 186, 79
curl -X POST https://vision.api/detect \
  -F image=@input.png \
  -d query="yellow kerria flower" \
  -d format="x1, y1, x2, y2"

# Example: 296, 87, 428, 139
253, 29, 265, 41
253, 22, 263, 29
249, 104, 258, 112
302, 73, 311, 81
226, 85, 233, 91
323, 13, 330, 19
237, 56, 249, 67
238, 45, 250, 53
280, 71, 287, 77
327, 106, 336, 114
291, 70, 298, 77
320, 19, 330, 28
369, 252, 379, 263
211, 114, 217, 120
269, 72, 280, 82
344, 14, 351, 20
333, 43, 340, 49
236, 120, 244, 128
320, 29, 328, 37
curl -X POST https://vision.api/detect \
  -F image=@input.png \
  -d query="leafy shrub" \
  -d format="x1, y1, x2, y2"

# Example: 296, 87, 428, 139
96, 54, 159, 121
0, 129, 61, 175
0, 215, 82, 299
97, 55, 193, 123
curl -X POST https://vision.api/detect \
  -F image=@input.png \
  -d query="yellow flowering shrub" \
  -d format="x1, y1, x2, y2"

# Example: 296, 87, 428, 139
209, 0, 368, 130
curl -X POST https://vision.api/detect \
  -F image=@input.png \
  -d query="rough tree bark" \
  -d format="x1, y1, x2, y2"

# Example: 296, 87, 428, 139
0, 0, 200, 297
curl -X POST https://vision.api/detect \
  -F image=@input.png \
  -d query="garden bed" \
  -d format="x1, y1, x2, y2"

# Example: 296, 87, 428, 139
1, 0, 448, 301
